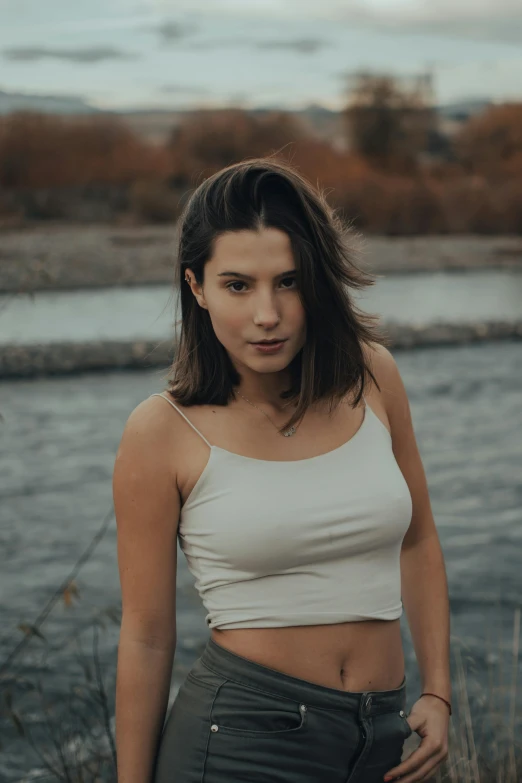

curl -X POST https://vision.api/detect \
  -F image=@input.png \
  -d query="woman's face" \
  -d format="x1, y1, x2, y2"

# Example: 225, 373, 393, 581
188, 227, 307, 376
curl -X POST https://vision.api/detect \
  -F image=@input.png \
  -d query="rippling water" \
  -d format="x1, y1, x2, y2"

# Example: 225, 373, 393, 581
1, 341, 521, 779
1, 270, 522, 345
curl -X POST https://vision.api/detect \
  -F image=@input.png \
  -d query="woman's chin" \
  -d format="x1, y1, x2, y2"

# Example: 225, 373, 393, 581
242, 353, 292, 373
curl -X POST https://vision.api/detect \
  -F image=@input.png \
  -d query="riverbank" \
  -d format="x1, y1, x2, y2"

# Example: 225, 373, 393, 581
1, 320, 521, 379
2, 224, 522, 293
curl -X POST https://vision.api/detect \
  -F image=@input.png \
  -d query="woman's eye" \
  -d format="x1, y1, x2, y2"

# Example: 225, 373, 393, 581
225, 277, 296, 293
226, 281, 247, 293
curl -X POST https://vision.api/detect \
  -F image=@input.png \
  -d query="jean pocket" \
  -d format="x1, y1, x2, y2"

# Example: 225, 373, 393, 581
398, 709, 413, 738
209, 679, 308, 737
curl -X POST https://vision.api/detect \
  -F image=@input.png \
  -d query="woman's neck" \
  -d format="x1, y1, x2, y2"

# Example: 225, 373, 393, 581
233, 370, 294, 409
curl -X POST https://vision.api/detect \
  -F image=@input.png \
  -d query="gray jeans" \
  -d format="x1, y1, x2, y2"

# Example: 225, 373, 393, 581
153, 636, 413, 783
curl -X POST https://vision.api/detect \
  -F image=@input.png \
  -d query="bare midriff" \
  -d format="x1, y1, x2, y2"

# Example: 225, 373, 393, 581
210, 618, 405, 693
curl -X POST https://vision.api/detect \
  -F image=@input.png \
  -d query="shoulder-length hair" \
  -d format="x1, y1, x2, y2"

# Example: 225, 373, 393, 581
164, 155, 389, 435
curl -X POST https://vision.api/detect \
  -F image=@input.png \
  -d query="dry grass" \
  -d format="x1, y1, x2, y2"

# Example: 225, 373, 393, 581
423, 607, 521, 782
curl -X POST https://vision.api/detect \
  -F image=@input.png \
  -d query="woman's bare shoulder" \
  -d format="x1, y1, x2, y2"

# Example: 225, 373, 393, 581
129, 391, 211, 477
364, 340, 393, 367
363, 341, 399, 388
361, 341, 404, 426
120, 393, 178, 448
362, 341, 412, 424
129, 392, 194, 444
114, 393, 188, 500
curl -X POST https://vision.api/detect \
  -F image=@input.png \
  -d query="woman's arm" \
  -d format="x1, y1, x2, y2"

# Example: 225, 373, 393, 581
112, 398, 181, 783
376, 347, 451, 701
369, 344, 451, 783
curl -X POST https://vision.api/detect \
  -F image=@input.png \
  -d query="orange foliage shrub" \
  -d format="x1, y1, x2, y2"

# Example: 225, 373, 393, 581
1, 105, 522, 232
288, 137, 371, 191
0, 111, 170, 188
455, 103, 522, 180
167, 108, 306, 183
128, 179, 182, 223
330, 174, 447, 234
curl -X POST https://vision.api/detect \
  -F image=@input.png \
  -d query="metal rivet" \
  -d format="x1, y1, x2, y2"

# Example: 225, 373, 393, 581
399, 710, 405, 717
211, 724, 219, 732
300, 704, 307, 712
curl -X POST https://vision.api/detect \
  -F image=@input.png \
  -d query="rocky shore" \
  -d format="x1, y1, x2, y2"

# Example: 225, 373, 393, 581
1, 224, 522, 293
2, 320, 521, 379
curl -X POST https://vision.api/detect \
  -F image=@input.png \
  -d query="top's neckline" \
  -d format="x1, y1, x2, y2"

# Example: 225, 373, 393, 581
207, 401, 374, 464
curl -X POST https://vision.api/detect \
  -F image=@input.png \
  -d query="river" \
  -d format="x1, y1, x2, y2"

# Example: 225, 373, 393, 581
1, 269, 522, 345
0, 338, 521, 779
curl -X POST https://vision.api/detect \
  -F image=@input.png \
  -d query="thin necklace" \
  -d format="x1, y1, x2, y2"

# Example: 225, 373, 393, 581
236, 392, 299, 437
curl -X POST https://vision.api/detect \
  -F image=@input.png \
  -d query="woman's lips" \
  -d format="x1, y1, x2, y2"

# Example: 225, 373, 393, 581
250, 340, 287, 354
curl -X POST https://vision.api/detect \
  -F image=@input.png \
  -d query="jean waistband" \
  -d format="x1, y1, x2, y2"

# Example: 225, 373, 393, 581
200, 637, 407, 718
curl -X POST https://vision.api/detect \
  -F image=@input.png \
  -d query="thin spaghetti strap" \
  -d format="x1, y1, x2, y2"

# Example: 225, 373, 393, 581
149, 393, 213, 448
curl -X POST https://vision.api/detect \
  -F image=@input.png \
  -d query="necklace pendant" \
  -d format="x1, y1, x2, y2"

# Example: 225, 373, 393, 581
283, 426, 297, 437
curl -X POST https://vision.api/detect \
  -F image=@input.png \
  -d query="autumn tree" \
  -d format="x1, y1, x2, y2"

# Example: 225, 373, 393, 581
343, 72, 435, 174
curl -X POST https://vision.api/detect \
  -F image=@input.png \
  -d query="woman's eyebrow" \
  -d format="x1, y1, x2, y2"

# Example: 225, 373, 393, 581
217, 269, 296, 281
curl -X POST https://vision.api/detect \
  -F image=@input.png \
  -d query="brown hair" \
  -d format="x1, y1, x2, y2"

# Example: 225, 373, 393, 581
164, 156, 389, 435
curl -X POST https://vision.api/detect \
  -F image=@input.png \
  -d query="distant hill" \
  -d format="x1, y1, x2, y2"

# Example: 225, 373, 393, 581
0, 89, 494, 147
0, 89, 101, 115
436, 99, 492, 121
0, 89, 493, 121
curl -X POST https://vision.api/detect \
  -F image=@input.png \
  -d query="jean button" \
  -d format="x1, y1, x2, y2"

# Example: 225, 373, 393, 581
364, 695, 372, 713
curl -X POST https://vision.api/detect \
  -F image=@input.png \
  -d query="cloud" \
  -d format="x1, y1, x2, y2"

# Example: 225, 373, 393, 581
155, 19, 199, 43
161, 84, 212, 95
329, 0, 522, 47
152, 19, 325, 54
1, 13, 157, 36
2, 45, 139, 63
171, 34, 329, 54
137, 0, 522, 47
255, 38, 328, 54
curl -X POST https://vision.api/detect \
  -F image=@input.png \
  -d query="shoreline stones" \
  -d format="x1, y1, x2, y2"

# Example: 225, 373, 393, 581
1, 320, 521, 379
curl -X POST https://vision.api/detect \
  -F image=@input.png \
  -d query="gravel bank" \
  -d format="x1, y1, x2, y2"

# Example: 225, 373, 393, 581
1, 320, 521, 379
1, 224, 522, 293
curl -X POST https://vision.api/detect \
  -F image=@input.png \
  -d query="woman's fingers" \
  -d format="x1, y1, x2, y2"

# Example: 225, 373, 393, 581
384, 739, 447, 781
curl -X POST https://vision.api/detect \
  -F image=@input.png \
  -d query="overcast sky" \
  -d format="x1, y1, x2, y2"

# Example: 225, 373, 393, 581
1, 0, 522, 110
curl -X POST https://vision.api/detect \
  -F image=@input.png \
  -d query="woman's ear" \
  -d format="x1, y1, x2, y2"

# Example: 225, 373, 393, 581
185, 274, 208, 310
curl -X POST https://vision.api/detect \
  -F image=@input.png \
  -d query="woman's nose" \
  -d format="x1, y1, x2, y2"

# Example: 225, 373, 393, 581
252, 293, 280, 327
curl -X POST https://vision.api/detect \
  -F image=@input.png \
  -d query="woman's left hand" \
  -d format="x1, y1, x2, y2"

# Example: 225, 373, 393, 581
383, 695, 450, 782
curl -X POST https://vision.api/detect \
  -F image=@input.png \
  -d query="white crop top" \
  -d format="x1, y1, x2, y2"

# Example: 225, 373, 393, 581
150, 392, 413, 630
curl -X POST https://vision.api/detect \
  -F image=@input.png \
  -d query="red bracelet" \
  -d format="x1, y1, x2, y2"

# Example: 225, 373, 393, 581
420, 692, 452, 716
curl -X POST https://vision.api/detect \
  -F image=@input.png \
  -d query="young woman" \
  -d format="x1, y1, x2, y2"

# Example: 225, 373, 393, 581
113, 158, 451, 783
